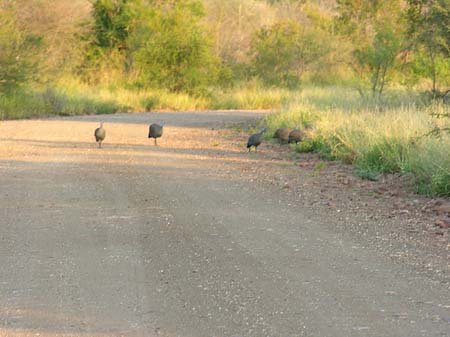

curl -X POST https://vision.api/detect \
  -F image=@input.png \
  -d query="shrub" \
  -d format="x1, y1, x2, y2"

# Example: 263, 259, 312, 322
250, 20, 326, 88
129, 0, 219, 93
0, 7, 41, 93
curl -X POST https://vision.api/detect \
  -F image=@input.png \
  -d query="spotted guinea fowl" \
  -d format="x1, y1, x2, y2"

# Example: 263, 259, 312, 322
148, 122, 165, 146
247, 128, 266, 152
94, 122, 106, 148
273, 127, 292, 144
288, 128, 302, 144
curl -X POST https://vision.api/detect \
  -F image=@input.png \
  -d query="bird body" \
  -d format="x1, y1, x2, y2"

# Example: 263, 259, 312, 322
247, 128, 266, 152
274, 128, 292, 144
288, 128, 302, 144
148, 122, 165, 146
94, 122, 105, 148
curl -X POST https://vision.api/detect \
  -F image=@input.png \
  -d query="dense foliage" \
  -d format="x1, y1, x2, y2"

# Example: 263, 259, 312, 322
1, 0, 449, 94
0, 7, 41, 93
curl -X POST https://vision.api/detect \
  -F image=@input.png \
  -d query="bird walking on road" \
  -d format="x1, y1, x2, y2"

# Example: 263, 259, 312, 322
247, 128, 266, 152
94, 122, 106, 148
274, 127, 292, 145
148, 122, 165, 146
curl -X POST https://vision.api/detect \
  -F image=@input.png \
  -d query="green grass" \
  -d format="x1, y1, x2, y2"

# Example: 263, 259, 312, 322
0, 79, 295, 120
264, 86, 450, 197
0, 87, 125, 120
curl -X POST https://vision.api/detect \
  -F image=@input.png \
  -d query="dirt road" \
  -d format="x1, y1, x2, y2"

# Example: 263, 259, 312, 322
0, 111, 449, 337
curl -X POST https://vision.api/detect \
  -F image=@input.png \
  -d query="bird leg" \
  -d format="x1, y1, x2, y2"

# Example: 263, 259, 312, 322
154, 138, 157, 146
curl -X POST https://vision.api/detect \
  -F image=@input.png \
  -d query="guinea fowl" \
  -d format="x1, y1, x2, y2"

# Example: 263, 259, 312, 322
94, 122, 106, 148
288, 128, 302, 144
247, 128, 266, 152
273, 127, 292, 144
148, 122, 165, 146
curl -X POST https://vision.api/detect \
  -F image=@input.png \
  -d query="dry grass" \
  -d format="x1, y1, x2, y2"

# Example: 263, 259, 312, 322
264, 87, 450, 196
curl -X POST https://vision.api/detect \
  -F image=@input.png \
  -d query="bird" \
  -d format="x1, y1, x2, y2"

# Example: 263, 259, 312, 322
273, 127, 292, 144
247, 128, 266, 152
148, 122, 165, 146
288, 128, 303, 144
94, 122, 106, 148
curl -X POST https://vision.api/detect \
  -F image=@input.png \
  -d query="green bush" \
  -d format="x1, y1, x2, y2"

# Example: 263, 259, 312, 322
142, 96, 161, 111
129, 0, 219, 93
251, 20, 326, 88
0, 7, 41, 93
353, 139, 407, 180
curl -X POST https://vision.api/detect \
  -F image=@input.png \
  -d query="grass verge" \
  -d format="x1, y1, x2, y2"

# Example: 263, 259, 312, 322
0, 80, 294, 120
264, 87, 450, 197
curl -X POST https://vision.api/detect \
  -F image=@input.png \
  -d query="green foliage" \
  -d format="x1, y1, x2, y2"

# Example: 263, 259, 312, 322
0, 7, 41, 93
128, 0, 219, 93
353, 139, 407, 180
0, 87, 122, 120
294, 140, 314, 153
142, 95, 160, 111
79, 0, 134, 84
292, 135, 338, 160
354, 26, 402, 96
335, 0, 406, 95
92, 0, 133, 49
406, 0, 450, 92
250, 21, 325, 88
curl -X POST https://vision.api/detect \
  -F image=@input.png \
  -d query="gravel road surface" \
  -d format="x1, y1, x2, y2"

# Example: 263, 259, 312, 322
0, 111, 449, 337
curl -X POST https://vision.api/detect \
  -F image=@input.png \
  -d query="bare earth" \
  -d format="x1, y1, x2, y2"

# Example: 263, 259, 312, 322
0, 110, 449, 337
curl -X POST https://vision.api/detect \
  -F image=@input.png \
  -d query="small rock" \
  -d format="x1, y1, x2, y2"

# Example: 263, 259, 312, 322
435, 203, 450, 215
435, 216, 450, 229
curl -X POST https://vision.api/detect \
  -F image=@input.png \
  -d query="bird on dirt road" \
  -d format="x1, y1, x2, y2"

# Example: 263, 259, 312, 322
273, 127, 292, 145
288, 128, 303, 144
148, 122, 165, 146
94, 122, 106, 148
247, 128, 267, 152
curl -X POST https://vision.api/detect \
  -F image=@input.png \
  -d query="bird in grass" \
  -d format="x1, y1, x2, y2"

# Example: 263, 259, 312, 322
273, 127, 292, 145
247, 128, 267, 152
288, 128, 303, 144
94, 122, 106, 148
148, 122, 165, 146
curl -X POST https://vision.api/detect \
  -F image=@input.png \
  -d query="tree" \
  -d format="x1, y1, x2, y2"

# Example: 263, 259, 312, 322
335, 0, 404, 95
7, 0, 91, 81
406, 0, 450, 94
354, 25, 401, 96
0, 6, 41, 92
78, 0, 136, 83
250, 21, 324, 88
129, 0, 219, 92
92, 0, 133, 50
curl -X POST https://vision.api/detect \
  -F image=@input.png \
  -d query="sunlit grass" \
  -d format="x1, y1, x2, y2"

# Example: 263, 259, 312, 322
265, 87, 450, 196
0, 78, 294, 120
